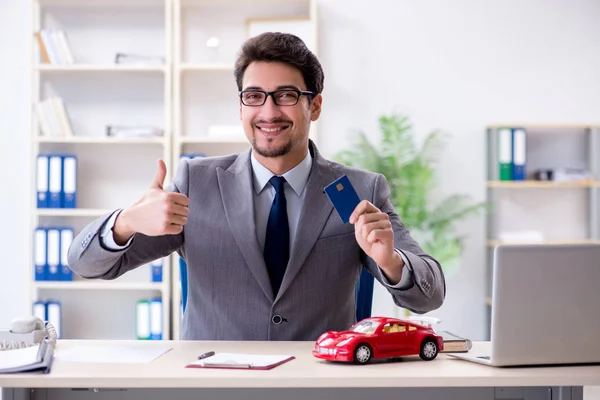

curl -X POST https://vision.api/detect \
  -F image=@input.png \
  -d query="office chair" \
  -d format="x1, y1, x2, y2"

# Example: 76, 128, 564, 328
179, 258, 188, 312
179, 259, 374, 321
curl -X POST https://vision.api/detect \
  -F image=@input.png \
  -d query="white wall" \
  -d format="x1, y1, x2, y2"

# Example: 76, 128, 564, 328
316, 0, 600, 340
0, 0, 32, 326
2, 0, 600, 341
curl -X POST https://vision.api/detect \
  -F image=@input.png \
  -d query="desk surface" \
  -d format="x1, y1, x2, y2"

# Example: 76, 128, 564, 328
1, 341, 600, 389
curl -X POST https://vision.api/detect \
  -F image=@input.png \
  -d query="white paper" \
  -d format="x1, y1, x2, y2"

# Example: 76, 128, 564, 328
55, 345, 171, 364
0, 346, 39, 370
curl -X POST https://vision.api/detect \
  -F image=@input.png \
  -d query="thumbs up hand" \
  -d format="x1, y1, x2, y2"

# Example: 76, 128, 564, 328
113, 160, 190, 245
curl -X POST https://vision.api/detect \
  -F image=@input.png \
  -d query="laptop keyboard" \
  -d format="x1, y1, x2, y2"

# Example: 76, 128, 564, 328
477, 356, 491, 360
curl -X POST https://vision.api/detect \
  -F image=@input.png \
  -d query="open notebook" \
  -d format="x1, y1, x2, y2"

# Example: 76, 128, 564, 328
186, 353, 295, 370
0, 341, 54, 374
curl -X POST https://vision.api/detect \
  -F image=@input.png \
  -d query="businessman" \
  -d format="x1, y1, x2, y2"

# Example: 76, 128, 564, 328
68, 32, 445, 341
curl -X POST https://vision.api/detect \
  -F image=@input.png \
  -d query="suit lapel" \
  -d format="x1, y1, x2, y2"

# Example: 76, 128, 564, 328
217, 150, 274, 302
275, 141, 336, 303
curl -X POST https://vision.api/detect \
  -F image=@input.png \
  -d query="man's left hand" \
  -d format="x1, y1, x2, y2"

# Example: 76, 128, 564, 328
350, 200, 404, 283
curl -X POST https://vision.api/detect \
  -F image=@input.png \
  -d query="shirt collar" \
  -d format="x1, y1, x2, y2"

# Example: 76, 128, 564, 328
251, 150, 313, 196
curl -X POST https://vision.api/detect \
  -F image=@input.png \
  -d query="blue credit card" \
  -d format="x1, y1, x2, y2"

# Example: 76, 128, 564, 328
324, 175, 361, 224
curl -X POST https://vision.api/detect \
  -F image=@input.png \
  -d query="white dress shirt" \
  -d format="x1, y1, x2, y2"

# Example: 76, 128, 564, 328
101, 151, 413, 289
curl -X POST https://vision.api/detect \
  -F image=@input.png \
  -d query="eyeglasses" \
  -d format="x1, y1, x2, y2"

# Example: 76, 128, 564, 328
239, 89, 314, 107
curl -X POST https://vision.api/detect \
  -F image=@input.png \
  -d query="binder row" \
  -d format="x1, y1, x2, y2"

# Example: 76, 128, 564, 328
136, 299, 163, 340
34, 227, 164, 282
33, 300, 62, 339
497, 127, 526, 181
34, 227, 73, 281
36, 154, 77, 208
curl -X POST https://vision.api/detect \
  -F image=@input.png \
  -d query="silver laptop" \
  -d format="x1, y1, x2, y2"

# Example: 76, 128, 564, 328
448, 243, 600, 366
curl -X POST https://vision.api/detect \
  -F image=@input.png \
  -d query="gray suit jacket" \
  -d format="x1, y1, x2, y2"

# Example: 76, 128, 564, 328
68, 141, 445, 341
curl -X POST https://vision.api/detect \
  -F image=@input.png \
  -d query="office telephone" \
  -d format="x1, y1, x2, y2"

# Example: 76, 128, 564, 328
0, 316, 57, 351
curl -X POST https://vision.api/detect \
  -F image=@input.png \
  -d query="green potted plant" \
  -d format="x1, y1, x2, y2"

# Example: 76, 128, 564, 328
334, 114, 487, 313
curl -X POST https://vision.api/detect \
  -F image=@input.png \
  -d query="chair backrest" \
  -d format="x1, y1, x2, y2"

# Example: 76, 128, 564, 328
179, 258, 188, 312
179, 260, 375, 322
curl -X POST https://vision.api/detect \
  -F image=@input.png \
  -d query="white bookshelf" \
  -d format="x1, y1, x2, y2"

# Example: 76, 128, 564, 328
29, 0, 319, 341
484, 124, 600, 338
170, 0, 318, 339
30, 0, 173, 340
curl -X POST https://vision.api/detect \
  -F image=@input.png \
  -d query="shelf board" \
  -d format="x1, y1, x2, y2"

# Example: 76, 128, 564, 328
487, 180, 596, 188
35, 65, 166, 73
36, 208, 114, 217
34, 281, 164, 291
486, 124, 599, 130
487, 239, 600, 247
179, 136, 248, 144
180, 0, 309, 7
38, 0, 164, 5
179, 63, 234, 72
35, 136, 166, 145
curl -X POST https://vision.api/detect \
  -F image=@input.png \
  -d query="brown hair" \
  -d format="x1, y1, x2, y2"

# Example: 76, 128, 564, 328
234, 32, 324, 95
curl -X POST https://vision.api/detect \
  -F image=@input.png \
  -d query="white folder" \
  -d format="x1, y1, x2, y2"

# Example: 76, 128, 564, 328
36, 155, 49, 207
60, 228, 74, 280
33, 301, 47, 321
34, 228, 47, 281
46, 228, 60, 281
136, 300, 150, 340
48, 156, 62, 208
62, 156, 76, 208
150, 299, 162, 340
47, 302, 61, 339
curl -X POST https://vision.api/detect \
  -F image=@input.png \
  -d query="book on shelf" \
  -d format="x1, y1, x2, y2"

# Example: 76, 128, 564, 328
439, 331, 472, 353
36, 97, 74, 137
35, 29, 75, 65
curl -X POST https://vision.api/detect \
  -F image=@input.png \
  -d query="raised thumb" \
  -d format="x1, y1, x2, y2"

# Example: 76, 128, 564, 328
151, 159, 167, 190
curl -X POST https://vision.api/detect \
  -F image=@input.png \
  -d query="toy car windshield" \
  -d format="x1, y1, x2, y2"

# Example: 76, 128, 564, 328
350, 320, 379, 334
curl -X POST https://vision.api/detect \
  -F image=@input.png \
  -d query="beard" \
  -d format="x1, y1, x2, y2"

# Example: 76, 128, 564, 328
251, 136, 294, 158
250, 118, 296, 158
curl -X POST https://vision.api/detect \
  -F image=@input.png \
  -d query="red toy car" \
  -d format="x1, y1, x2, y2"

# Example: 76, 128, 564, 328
313, 316, 444, 364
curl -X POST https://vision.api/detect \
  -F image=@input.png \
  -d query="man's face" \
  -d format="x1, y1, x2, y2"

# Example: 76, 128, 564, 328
239, 61, 322, 159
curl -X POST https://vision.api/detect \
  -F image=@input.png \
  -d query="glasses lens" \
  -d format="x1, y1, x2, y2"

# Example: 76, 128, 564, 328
242, 91, 266, 106
274, 90, 299, 106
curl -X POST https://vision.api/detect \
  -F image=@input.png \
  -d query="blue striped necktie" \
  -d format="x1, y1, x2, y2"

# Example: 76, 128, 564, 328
264, 176, 289, 296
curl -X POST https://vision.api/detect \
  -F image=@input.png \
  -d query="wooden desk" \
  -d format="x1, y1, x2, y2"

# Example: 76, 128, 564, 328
2, 341, 599, 400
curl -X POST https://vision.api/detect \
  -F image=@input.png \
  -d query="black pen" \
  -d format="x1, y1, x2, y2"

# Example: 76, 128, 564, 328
197, 351, 215, 360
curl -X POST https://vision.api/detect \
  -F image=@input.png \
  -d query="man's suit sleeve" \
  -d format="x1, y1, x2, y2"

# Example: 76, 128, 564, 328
66, 160, 190, 280
361, 173, 446, 314
100, 209, 134, 250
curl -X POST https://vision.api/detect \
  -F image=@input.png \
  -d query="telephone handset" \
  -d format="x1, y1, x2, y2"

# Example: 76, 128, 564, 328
11, 316, 45, 333
0, 316, 57, 350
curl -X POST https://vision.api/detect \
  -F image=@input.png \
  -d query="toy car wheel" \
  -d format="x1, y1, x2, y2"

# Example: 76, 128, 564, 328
419, 338, 438, 361
353, 344, 372, 365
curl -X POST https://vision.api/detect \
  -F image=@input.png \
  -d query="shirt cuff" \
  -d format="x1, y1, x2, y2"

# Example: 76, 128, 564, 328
100, 209, 134, 250
377, 249, 413, 290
